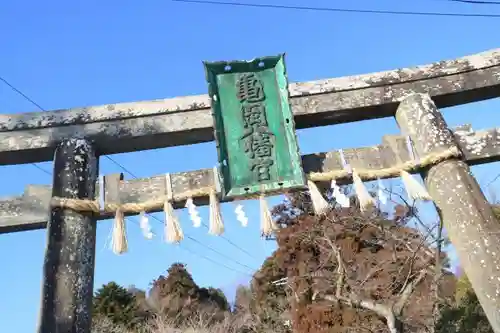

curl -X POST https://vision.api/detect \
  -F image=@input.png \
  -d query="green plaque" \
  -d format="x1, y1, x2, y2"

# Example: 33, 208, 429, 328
204, 54, 306, 199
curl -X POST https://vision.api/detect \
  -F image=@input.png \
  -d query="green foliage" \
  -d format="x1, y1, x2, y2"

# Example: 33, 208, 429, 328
435, 207, 500, 333
198, 287, 230, 312
251, 254, 288, 313
93, 282, 144, 328
161, 263, 198, 298
149, 263, 230, 326
437, 274, 494, 333
249, 252, 291, 332
90, 196, 500, 333
149, 263, 199, 322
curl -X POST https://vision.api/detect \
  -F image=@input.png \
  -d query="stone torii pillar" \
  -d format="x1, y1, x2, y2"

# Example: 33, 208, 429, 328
395, 93, 500, 333
37, 138, 98, 333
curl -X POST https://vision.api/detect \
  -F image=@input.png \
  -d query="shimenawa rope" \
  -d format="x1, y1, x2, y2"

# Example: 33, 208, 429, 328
50, 146, 461, 214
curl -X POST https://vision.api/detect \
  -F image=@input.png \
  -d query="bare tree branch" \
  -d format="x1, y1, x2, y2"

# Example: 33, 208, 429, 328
430, 215, 445, 333
276, 184, 450, 333
324, 294, 401, 333
394, 268, 428, 315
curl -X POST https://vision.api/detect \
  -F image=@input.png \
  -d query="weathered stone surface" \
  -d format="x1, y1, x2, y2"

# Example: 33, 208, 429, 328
2, 123, 500, 233
37, 138, 97, 333
395, 93, 457, 158
395, 94, 500, 333
1, 48, 500, 165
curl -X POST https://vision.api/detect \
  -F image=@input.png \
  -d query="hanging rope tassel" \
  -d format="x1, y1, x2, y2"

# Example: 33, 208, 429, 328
208, 189, 224, 236
352, 168, 375, 212
400, 170, 432, 201
235, 203, 248, 227
164, 200, 183, 243
111, 208, 128, 255
164, 173, 183, 243
330, 179, 350, 208
377, 178, 388, 205
139, 211, 154, 239
260, 194, 277, 237
307, 179, 329, 215
402, 136, 432, 201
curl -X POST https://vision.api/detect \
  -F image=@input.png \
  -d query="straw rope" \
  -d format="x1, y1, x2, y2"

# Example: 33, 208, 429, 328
308, 146, 460, 182
50, 146, 461, 213
50, 186, 214, 214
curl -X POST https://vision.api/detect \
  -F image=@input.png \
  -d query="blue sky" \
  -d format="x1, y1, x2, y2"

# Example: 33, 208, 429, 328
1, 0, 500, 332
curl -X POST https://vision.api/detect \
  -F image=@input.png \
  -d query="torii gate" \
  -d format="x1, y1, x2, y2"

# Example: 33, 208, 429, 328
1, 48, 500, 332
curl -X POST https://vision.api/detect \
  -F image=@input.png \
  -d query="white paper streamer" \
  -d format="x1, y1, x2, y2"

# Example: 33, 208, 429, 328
98, 175, 105, 211
139, 212, 154, 239
330, 179, 350, 208
235, 204, 248, 227
185, 197, 202, 227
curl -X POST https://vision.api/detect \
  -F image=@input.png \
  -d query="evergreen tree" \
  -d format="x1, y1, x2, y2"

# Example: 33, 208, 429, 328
149, 262, 230, 326
93, 281, 142, 328
437, 273, 494, 333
